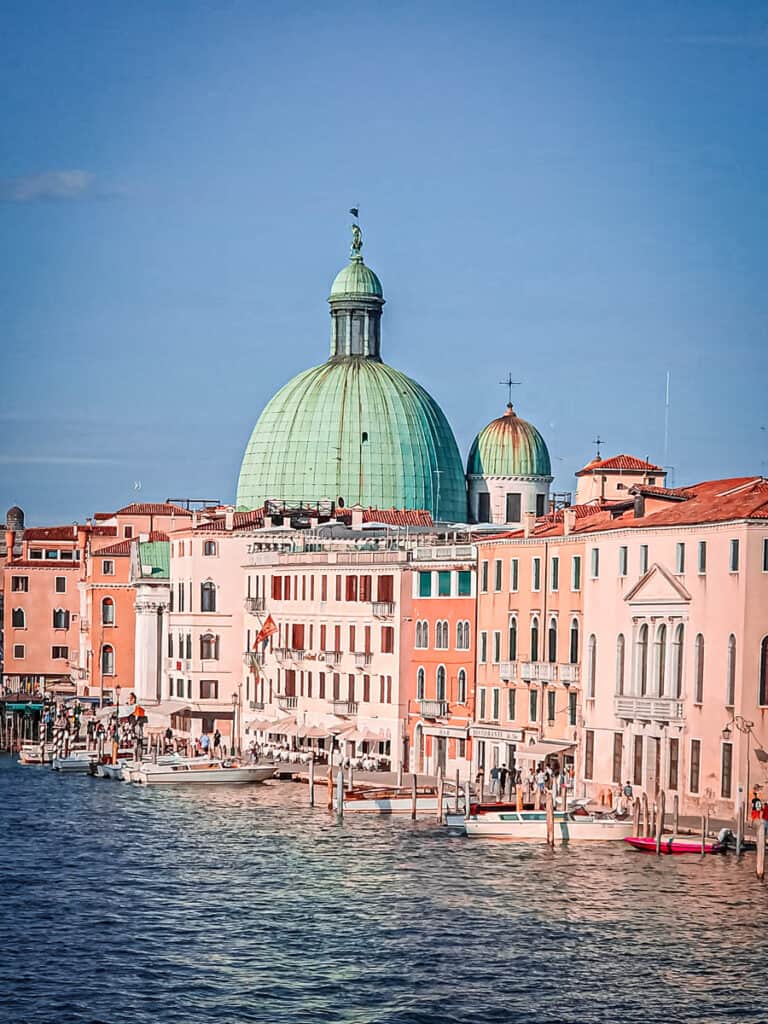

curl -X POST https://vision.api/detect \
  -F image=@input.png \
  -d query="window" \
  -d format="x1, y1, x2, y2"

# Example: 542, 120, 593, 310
52, 608, 70, 630
507, 687, 516, 721
763, 538, 768, 572
345, 575, 358, 602
102, 560, 114, 576
435, 621, 449, 650
505, 492, 521, 522
480, 561, 488, 593
479, 688, 486, 720
200, 633, 218, 659
416, 668, 425, 700
45, 549, 58, 560
201, 581, 216, 612
200, 680, 219, 700
438, 570, 451, 597
529, 688, 538, 723
492, 687, 500, 720
612, 734, 623, 784
694, 634, 704, 703
569, 619, 579, 664
668, 738, 679, 791
587, 635, 597, 699
11, 576, 29, 592
550, 556, 559, 592
571, 556, 581, 591
721, 743, 733, 799
478, 492, 491, 523
637, 624, 649, 696
492, 631, 501, 663
508, 617, 517, 661
530, 618, 539, 662
619, 546, 628, 577
101, 645, 115, 675
615, 634, 625, 695
633, 735, 643, 786
51, 645, 69, 659
377, 575, 394, 602
381, 626, 394, 653
457, 571, 472, 596
30, 549, 43, 559
415, 620, 429, 649
509, 559, 519, 592
55, 576, 66, 593
689, 739, 701, 794
672, 624, 684, 698
547, 689, 555, 723
639, 545, 649, 575
547, 618, 557, 663
59, 550, 73, 560
479, 632, 487, 663
168, 633, 173, 658
456, 621, 470, 650
759, 636, 768, 706
536, 493, 546, 517
457, 669, 467, 704
203, 541, 217, 556
584, 730, 594, 780
102, 597, 115, 625
494, 560, 502, 592
11, 608, 25, 628
13, 644, 25, 659
568, 690, 577, 726
590, 548, 600, 579
675, 543, 685, 574
123, 525, 133, 538
436, 666, 447, 702
532, 557, 541, 592
726, 634, 736, 707
655, 624, 667, 696
419, 571, 432, 598
730, 539, 740, 572
698, 541, 707, 574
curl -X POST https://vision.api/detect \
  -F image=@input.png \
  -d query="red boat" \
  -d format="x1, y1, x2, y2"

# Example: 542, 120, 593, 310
624, 835, 724, 855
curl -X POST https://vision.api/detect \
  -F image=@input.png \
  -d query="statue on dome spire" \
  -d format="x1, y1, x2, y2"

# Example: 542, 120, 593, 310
350, 222, 363, 260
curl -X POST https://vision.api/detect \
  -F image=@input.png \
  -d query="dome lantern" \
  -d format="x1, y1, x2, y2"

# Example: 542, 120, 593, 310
328, 223, 385, 360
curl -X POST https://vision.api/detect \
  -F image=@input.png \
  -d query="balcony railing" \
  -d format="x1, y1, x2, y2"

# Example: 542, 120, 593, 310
559, 664, 580, 684
244, 596, 266, 614
249, 700, 265, 711
244, 650, 265, 668
420, 699, 448, 719
354, 651, 373, 668
276, 694, 298, 711
274, 648, 289, 662
500, 661, 517, 682
372, 601, 395, 617
614, 696, 684, 723
520, 662, 558, 682
332, 700, 358, 716
323, 650, 342, 665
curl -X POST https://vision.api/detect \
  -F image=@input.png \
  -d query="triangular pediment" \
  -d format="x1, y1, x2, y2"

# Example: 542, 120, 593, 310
624, 563, 692, 605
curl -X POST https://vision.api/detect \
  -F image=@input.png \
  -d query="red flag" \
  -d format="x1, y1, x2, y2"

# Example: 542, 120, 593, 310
254, 615, 277, 649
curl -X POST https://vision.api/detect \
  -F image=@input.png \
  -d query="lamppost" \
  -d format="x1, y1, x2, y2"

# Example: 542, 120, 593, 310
722, 715, 755, 828
232, 691, 239, 757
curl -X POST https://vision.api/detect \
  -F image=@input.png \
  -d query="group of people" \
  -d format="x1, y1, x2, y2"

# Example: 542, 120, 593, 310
479, 761, 574, 805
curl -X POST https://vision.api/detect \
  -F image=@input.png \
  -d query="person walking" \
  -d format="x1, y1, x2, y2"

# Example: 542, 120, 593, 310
489, 764, 500, 796
213, 728, 222, 759
200, 731, 211, 758
499, 764, 509, 799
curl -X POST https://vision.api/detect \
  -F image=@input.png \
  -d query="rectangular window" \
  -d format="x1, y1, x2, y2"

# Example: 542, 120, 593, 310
479, 688, 486, 720
547, 689, 556, 723
550, 556, 559, 592
480, 561, 488, 593
272, 576, 283, 600
698, 541, 707, 574
458, 738, 466, 759
479, 631, 487, 663
675, 542, 685, 574
124, 525, 133, 538
619, 547, 628, 577
478, 493, 491, 523
633, 735, 643, 787
761, 537, 768, 572
200, 679, 219, 700
51, 646, 69, 659
721, 743, 733, 799
571, 556, 581, 591
359, 575, 371, 601
529, 688, 538, 723
11, 576, 29, 592
457, 571, 472, 596
584, 730, 595, 780
536, 493, 546, 517
492, 688, 500, 721
568, 690, 577, 726
55, 576, 67, 593
668, 738, 679, 791
531, 557, 541, 592
494, 559, 502, 592
419, 571, 432, 598
510, 559, 519, 592
13, 644, 25, 659
505, 492, 521, 522
45, 549, 59, 560
345, 575, 358, 602
492, 631, 501, 663
59, 550, 73, 560
507, 688, 516, 721
438, 570, 451, 596
639, 545, 649, 574
30, 549, 43, 559
362, 674, 370, 702
380, 626, 394, 654
612, 733, 623, 785
319, 672, 326, 699
689, 739, 701, 794
729, 539, 739, 572
102, 560, 114, 576
320, 575, 328, 601
590, 548, 600, 579
377, 575, 394, 602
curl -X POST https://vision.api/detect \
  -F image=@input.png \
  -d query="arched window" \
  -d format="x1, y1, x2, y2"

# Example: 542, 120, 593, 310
200, 633, 218, 660
456, 621, 470, 650
694, 633, 705, 703
759, 636, 768, 707
547, 618, 557, 663
185, 633, 192, 660
569, 619, 579, 664
638, 624, 649, 696
655, 624, 667, 696
203, 540, 217, 556
587, 634, 597, 699
201, 581, 216, 613
436, 665, 446, 702
672, 624, 684, 698
101, 644, 115, 676
416, 667, 425, 700
726, 634, 736, 706
615, 634, 625, 695
101, 597, 115, 625
416, 620, 429, 649
530, 617, 540, 662
11, 608, 25, 628
52, 608, 69, 630
508, 617, 517, 661
457, 669, 467, 704
436, 621, 449, 650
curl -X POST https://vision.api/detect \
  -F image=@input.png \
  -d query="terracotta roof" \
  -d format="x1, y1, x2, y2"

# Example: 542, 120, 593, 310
95, 540, 132, 556
195, 510, 265, 532
631, 485, 694, 501
114, 502, 192, 516
5, 560, 80, 569
577, 454, 664, 476
340, 508, 434, 527
91, 525, 118, 536
23, 526, 78, 541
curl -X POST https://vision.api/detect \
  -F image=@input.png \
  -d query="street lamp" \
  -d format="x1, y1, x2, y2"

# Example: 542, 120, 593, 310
232, 692, 239, 757
722, 715, 755, 828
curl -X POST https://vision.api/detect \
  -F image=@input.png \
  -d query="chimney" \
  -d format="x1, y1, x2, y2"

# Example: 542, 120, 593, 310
563, 508, 577, 537
523, 511, 536, 538
263, 516, 272, 530
4, 529, 14, 562
77, 524, 88, 552
192, 511, 199, 528
633, 494, 645, 519
224, 506, 235, 531
351, 505, 364, 530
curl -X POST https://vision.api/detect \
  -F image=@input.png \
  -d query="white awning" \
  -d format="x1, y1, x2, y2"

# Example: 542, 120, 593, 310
517, 741, 575, 761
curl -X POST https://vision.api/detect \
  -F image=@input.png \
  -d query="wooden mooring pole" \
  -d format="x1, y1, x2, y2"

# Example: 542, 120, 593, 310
411, 773, 418, 821
308, 754, 315, 807
735, 787, 744, 857
545, 790, 555, 847
656, 791, 666, 855
701, 814, 707, 854
756, 822, 766, 880
436, 770, 444, 824
632, 797, 641, 836
641, 794, 649, 837
327, 766, 334, 812
672, 793, 679, 835
454, 769, 460, 814
336, 767, 344, 820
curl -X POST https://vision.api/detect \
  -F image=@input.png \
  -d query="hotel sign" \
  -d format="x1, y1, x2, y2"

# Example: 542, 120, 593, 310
470, 726, 524, 741
423, 726, 468, 739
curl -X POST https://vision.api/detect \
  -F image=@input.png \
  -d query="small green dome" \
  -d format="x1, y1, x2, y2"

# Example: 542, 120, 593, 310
330, 258, 383, 299
468, 404, 552, 478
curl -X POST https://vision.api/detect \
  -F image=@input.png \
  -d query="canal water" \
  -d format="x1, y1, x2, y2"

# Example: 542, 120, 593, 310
0, 757, 764, 1024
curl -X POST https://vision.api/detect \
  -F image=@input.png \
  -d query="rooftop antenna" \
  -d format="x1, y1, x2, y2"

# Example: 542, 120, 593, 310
663, 370, 671, 468
499, 373, 521, 406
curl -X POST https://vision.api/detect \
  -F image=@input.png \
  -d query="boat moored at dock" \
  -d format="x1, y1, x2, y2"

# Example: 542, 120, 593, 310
131, 759, 276, 786
459, 803, 635, 841
624, 835, 726, 855
337, 785, 463, 815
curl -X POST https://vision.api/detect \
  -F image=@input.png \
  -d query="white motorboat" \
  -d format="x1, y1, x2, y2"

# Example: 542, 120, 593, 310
131, 759, 276, 786
338, 785, 463, 816
52, 752, 97, 773
458, 802, 635, 841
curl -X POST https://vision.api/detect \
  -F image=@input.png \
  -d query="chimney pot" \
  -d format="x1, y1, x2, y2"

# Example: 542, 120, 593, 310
523, 511, 536, 538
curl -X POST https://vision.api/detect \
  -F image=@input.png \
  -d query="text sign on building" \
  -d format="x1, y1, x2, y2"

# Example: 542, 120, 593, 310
423, 726, 468, 739
470, 726, 524, 742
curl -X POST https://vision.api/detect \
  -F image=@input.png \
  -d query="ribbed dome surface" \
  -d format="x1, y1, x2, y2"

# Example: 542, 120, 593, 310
467, 405, 551, 478
237, 358, 466, 520
330, 260, 383, 299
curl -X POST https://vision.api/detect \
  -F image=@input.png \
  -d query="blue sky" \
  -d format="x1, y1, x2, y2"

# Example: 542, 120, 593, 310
2, 1, 766, 524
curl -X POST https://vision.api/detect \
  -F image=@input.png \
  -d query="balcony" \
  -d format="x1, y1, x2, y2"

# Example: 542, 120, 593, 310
276, 694, 298, 711
332, 700, 358, 716
520, 662, 557, 683
323, 650, 342, 665
244, 596, 266, 614
249, 700, 265, 711
274, 648, 289, 662
614, 696, 684, 723
559, 664, 580, 684
354, 651, 373, 668
420, 699, 448, 719
372, 601, 395, 617
500, 661, 517, 682
244, 650, 265, 668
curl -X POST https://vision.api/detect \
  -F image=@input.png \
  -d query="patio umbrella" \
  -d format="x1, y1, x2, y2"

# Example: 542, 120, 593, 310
300, 725, 329, 739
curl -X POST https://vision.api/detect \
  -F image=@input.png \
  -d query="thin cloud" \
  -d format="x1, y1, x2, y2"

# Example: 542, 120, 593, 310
0, 455, 121, 466
0, 170, 95, 203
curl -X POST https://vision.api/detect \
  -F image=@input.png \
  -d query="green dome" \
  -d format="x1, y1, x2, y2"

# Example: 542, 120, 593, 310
467, 404, 552, 478
330, 258, 383, 299
237, 359, 466, 520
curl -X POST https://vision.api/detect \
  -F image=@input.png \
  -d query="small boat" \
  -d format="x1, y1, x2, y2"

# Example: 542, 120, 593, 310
460, 803, 635, 841
131, 759, 276, 786
52, 752, 97, 773
19, 743, 45, 765
338, 785, 463, 815
624, 835, 725, 855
